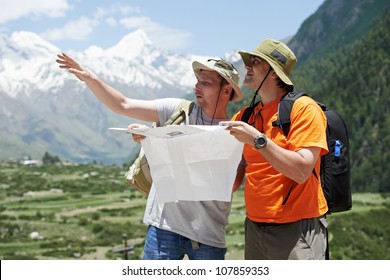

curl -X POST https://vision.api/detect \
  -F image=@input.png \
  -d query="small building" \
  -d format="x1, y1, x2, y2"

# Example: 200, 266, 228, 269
23, 160, 42, 166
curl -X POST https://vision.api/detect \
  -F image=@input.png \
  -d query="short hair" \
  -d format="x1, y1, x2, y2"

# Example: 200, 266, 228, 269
275, 75, 294, 92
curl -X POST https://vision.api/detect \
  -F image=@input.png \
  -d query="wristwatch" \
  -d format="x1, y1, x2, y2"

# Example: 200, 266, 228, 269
254, 133, 267, 149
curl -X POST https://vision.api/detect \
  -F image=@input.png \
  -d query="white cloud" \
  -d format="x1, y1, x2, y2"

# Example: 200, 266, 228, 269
0, 0, 70, 24
120, 16, 191, 50
119, 5, 141, 16
120, 16, 151, 29
94, 7, 108, 19
39, 17, 99, 41
105, 17, 117, 27
94, 4, 140, 19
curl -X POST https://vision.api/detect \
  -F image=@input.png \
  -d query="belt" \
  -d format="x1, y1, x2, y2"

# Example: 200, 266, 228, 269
191, 240, 200, 250
254, 221, 292, 227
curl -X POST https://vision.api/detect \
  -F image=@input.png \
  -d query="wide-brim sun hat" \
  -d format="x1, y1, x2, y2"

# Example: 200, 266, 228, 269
192, 59, 243, 102
238, 38, 297, 86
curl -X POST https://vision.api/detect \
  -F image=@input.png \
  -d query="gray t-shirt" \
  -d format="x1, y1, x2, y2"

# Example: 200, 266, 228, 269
143, 98, 232, 248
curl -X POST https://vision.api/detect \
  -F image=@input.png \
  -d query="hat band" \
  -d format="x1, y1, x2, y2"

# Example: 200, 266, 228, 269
270, 49, 287, 65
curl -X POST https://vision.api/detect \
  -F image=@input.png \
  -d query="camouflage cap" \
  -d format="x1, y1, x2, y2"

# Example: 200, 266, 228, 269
192, 58, 243, 102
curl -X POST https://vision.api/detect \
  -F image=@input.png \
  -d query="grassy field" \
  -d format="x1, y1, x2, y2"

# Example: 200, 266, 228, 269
0, 164, 389, 260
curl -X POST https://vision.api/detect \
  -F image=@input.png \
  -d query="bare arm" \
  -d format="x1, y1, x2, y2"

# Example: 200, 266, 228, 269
221, 121, 321, 184
232, 162, 246, 192
56, 53, 159, 122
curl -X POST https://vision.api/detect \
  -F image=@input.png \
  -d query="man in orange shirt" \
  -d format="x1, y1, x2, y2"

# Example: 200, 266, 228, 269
221, 38, 329, 260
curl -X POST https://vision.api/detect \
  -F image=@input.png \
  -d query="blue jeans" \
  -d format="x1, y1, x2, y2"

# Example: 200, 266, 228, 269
143, 226, 226, 260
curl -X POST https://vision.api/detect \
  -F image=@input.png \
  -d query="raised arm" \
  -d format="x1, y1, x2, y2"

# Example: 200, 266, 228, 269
56, 53, 159, 122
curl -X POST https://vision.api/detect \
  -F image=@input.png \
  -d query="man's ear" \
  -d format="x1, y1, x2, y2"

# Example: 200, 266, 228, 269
224, 85, 232, 94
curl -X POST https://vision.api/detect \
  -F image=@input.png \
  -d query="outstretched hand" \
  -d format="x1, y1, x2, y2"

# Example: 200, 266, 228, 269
56, 53, 92, 82
128, 124, 148, 144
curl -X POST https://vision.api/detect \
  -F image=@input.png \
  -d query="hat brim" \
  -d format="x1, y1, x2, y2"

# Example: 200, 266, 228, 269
192, 61, 243, 102
239, 51, 294, 86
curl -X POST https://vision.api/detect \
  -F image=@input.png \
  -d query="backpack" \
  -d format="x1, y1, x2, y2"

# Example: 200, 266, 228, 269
124, 99, 195, 195
242, 90, 352, 214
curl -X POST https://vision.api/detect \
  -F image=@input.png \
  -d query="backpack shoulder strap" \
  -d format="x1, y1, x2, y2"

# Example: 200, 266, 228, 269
272, 90, 308, 136
241, 101, 261, 124
164, 99, 195, 126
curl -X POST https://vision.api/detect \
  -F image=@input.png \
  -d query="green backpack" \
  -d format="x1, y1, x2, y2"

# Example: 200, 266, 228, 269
125, 99, 195, 195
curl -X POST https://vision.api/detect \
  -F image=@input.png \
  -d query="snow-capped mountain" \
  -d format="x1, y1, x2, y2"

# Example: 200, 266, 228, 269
0, 29, 200, 99
0, 29, 217, 164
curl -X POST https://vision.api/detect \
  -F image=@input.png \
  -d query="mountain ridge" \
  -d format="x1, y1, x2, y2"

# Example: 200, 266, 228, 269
0, 28, 204, 163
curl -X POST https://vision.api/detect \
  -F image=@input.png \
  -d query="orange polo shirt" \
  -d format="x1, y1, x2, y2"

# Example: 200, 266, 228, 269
233, 95, 329, 223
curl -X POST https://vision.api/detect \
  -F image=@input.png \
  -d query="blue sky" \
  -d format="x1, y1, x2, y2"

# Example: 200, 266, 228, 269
0, 0, 324, 56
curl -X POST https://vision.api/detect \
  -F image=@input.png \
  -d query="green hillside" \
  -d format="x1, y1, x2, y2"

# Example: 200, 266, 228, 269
0, 164, 389, 260
293, 8, 390, 193
291, 0, 390, 64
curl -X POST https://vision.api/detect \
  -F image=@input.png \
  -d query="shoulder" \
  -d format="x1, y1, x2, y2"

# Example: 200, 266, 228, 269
292, 96, 324, 116
293, 95, 318, 107
291, 95, 327, 128
155, 98, 183, 108
155, 98, 189, 114
155, 98, 186, 124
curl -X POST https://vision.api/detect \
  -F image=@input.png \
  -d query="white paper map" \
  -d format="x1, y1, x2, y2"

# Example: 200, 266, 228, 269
109, 125, 205, 138
110, 125, 244, 203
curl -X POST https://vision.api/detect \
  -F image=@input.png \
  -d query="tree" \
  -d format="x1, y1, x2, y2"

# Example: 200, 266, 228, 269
42, 151, 61, 165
